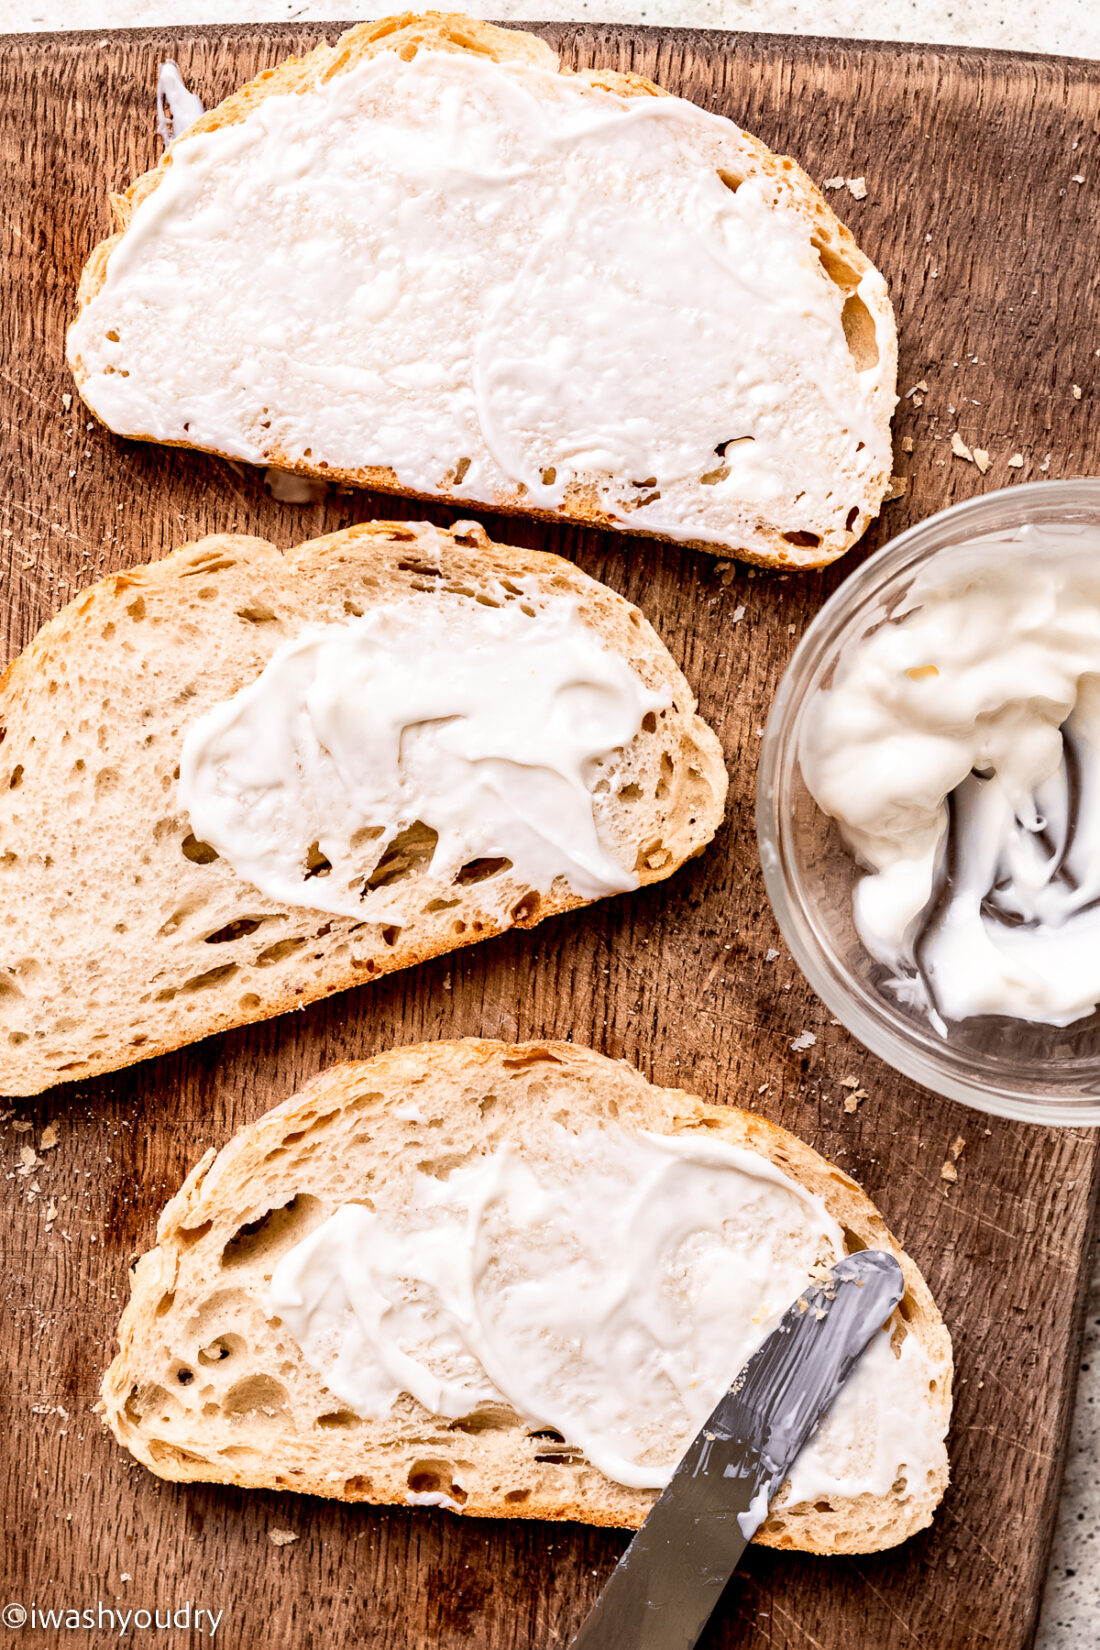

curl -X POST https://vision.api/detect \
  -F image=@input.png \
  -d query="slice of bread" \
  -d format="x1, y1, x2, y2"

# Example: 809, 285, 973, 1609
66, 13, 897, 570
101, 1039, 952, 1553
0, 522, 725, 1097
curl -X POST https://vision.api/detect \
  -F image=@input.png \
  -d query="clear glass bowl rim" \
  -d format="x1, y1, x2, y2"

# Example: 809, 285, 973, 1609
757, 478, 1100, 1127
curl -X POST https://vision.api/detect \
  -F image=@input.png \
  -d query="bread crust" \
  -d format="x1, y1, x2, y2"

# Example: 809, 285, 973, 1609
101, 1039, 952, 1553
0, 520, 726, 1096
66, 13, 898, 571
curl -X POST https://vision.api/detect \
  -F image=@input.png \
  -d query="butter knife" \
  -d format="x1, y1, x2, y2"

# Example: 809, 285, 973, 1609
568, 1248, 905, 1650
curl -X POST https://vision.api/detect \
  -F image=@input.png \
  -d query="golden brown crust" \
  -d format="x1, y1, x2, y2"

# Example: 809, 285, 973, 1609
101, 1039, 951, 1553
66, 13, 897, 571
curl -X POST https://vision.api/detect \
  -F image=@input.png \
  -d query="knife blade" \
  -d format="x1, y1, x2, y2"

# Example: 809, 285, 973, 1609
568, 1248, 905, 1650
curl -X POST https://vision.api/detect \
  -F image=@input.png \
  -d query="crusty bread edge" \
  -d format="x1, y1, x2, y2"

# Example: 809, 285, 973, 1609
0, 520, 727, 1096
66, 12, 898, 572
100, 1038, 952, 1554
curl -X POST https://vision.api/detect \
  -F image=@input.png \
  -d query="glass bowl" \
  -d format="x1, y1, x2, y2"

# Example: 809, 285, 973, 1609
757, 479, 1100, 1126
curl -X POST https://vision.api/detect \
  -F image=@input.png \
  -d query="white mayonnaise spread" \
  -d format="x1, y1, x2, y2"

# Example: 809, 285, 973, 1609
155, 62, 205, 148
177, 594, 668, 919
268, 1124, 944, 1501
802, 522, 1100, 1026
70, 46, 888, 549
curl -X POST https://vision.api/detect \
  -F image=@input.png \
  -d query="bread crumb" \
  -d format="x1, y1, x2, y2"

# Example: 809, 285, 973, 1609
940, 1160, 958, 1183
731, 605, 745, 623
11, 1119, 32, 1134
61, 392, 72, 411
884, 474, 908, 501
1008, 453, 1024, 468
765, 948, 780, 962
790, 1030, 816, 1053
1073, 383, 1083, 399
1071, 174, 1085, 184
905, 381, 929, 399
901, 436, 914, 453
268, 1528, 299, 1547
843, 1089, 868, 1113
972, 448, 991, 475
44, 1199, 58, 1223
822, 175, 845, 189
950, 432, 974, 463
17, 1144, 40, 1175
847, 176, 868, 200
120, 1573, 132, 1583
950, 1135, 966, 1160
40, 1124, 59, 1150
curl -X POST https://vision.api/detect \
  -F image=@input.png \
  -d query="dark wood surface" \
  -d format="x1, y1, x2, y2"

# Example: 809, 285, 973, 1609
2, 19, 1099, 1650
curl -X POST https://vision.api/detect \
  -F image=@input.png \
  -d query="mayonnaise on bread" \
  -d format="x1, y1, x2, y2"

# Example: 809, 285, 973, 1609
268, 1123, 944, 1502
802, 521, 1100, 1026
178, 593, 668, 919
68, 34, 891, 560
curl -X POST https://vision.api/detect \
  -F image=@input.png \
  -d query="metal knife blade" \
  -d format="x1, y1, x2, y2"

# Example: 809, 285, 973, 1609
568, 1248, 905, 1650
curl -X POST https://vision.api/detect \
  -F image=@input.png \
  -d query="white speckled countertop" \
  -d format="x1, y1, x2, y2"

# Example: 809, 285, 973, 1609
8, 3, 1099, 1646
5, 0, 1100, 57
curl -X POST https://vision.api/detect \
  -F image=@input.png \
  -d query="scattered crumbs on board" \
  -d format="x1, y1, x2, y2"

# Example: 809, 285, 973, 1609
949, 432, 991, 473
822, 175, 867, 199
941, 1136, 965, 1186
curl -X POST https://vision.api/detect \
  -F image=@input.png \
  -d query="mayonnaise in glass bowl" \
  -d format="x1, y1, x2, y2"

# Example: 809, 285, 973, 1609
757, 480, 1100, 1125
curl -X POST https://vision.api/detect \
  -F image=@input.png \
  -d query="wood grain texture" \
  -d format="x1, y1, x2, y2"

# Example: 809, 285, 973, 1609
1, 20, 1098, 1650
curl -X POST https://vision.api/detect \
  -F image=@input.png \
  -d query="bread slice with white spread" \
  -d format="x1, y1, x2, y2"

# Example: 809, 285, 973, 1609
0, 521, 725, 1097
101, 1039, 952, 1553
66, 13, 897, 570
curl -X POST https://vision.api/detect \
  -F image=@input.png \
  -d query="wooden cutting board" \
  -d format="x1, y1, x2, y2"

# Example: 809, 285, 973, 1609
2, 18, 1098, 1650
